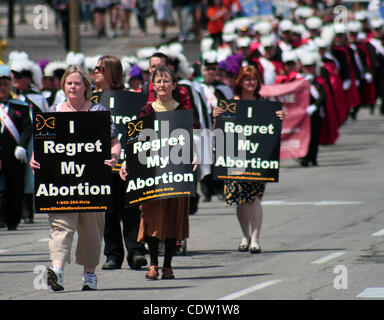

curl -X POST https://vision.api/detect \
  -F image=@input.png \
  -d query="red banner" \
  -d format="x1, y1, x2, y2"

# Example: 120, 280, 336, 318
260, 79, 310, 160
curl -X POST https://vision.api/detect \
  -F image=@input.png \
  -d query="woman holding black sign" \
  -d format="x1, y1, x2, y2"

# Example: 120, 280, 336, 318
93, 55, 148, 271
213, 66, 284, 254
30, 65, 121, 291
120, 66, 192, 280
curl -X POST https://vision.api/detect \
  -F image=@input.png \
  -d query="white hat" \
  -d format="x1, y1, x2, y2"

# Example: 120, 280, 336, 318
84, 55, 101, 72
236, 36, 251, 48
292, 24, 306, 35
8, 51, 29, 65
261, 35, 275, 48
136, 47, 157, 60
200, 37, 214, 53
299, 51, 319, 66
232, 17, 254, 33
223, 33, 237, 43
279, 19, 293, 32
9, 56, 42, 88
354, 11, 367, 21
44, 60, 68, 77
305, 17, 322, 30
321, 24, 335, 42
137, 59, 150, 71
294, 6, 314, 20
370, 18, 384, 29
314, 37, 329, 48
168, 42, 184, 54
217, 46, 232, 62
223, 20, 237, 35
347, 21, 362, 33
333, 23, 346, 34
202, 50, 218, 66
66, 51, 85, 69
282, 51, 297, 63
252, 21, 272, 35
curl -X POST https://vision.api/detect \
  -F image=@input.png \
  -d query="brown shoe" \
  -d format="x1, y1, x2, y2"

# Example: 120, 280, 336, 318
145, 266, 159, 280
161, 267, 175, 279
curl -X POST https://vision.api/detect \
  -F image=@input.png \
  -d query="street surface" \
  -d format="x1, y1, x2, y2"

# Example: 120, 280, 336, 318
0, 3, 384, 302
1, 108, 383, 300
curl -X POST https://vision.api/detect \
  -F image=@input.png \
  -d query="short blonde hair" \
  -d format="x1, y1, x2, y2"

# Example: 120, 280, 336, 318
61, 65, 93, 100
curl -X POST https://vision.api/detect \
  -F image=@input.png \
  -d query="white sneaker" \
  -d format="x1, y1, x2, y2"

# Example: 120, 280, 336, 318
47, 266, 64, 291
82, 272, 97, 291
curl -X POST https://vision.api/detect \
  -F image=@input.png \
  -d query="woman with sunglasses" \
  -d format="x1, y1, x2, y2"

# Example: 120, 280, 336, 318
93, 56, 149, 271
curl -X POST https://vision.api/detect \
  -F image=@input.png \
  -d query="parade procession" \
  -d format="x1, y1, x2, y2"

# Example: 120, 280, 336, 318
0, 0, 384, 303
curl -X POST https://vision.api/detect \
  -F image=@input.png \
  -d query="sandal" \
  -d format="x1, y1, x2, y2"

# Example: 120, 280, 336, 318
238, 238, 250, 252
145, 265, 159, 280
161, 267, 175, 279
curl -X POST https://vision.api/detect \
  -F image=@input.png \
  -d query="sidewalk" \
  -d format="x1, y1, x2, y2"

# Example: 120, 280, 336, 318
0, 3, 180, 63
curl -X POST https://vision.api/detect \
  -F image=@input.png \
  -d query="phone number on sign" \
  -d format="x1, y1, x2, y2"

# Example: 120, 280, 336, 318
56, 200, 91, 205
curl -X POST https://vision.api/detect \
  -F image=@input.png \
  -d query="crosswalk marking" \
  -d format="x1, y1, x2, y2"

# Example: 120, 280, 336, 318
311, 252, 346, 264
357, 288, 384, 298
372, 229, 384, 237
218, 279, 283, 300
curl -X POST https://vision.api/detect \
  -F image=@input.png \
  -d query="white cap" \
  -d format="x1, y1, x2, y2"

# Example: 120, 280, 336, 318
279, 19, 293, 32
168, 42, 184, 54
333, 23, 346, 34
136, 47, 157, 60
202, 50, 218, 66
314, 37, 329, 48
292, 24, 306, 35
66, 51, 85, 69
299, 51, 319, 66
348, 21, 362, 33
252, 21, 272, 35
282, 51, 297, 63
200, 37, 214, 53
321, 24, 336, 42
223, 33, 238, 43
137, 59, 150, 71
10, 57, 42, 88
236, 36, 252, 48
44, 60, 68, 77
261, 35, 275, 48
223, 20, 237, 35
354, 11, 367, 21
295, 6, 314, 20
371, 18, 384, 29
84, 55, 101, 72
305, 17, 322, 30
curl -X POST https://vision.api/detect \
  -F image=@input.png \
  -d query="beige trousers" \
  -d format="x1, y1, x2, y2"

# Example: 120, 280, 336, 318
48, 212, 105, 268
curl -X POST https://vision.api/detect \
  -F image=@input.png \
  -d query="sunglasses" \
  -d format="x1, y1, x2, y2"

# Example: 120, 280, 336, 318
95, 65, 104, 72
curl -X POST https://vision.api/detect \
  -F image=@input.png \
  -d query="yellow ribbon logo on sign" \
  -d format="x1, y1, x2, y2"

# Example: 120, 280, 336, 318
127, 121, 143, 136
219, 100, 237, 113
35, 114, 55, 131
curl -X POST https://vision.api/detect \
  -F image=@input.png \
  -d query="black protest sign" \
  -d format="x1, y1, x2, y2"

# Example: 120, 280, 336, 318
213, 99, 282, 182
124, 109, 195, 206
91, 90, 146, 173
33, 111, 112, 213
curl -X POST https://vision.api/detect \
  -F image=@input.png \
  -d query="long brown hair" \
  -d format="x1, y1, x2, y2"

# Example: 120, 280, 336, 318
98, 55, 125, 90
233, 65, 262, 99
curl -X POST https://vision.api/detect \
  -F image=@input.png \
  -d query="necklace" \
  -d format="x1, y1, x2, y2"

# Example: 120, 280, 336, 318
65, 100, 89, 112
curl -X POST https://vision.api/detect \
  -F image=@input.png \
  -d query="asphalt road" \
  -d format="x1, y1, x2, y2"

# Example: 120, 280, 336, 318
1, 3, 384, 303
1, 108, 384, 301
